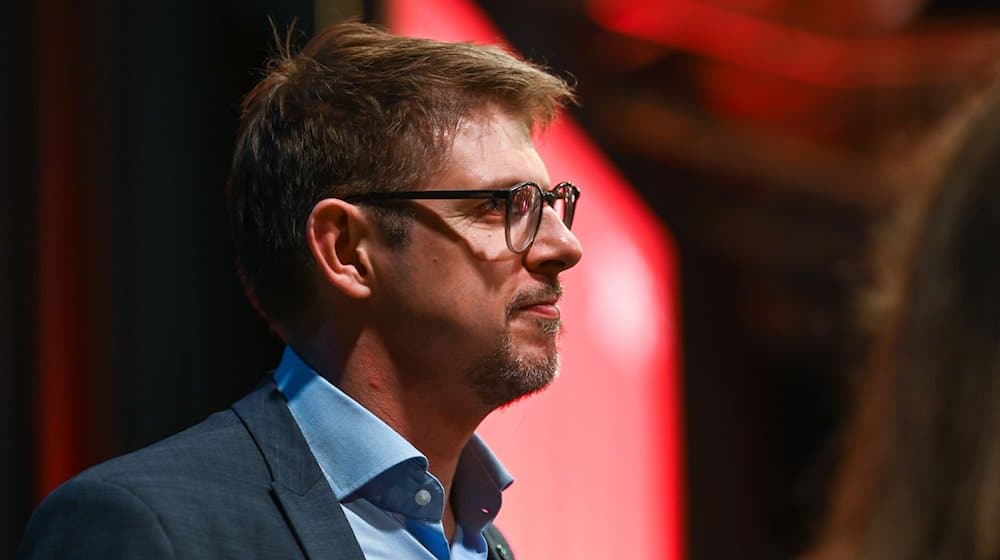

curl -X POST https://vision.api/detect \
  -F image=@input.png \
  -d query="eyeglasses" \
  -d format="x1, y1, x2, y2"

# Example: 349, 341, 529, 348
345, 182, 579, 254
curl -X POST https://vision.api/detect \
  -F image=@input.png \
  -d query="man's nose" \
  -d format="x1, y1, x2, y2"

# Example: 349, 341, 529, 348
523, 206, 583, 274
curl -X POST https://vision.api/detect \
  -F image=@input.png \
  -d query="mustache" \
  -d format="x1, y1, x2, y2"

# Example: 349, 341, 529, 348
506, 279, 563, 318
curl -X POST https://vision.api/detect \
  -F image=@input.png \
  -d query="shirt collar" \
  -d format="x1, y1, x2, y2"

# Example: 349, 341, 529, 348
453, 433, 513, 528
273, 346, 425, 500
273, 346, 513, 528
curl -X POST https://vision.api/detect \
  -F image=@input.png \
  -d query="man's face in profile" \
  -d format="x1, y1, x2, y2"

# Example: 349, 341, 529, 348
366, 106, 583, 410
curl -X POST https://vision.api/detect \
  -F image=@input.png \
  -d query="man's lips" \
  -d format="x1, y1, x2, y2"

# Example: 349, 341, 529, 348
513, 300, 560, 319
507, 281, 563, 320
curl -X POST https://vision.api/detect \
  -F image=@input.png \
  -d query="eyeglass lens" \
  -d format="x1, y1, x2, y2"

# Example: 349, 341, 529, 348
550, 184, 573, 229
507, 184, 542, 253
506, 183, 579, 253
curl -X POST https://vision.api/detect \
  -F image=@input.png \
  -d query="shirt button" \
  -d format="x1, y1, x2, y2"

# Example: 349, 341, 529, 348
414, 489, 432, 507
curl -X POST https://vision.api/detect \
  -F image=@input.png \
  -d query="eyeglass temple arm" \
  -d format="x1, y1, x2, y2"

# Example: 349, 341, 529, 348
345, 190, 503, 202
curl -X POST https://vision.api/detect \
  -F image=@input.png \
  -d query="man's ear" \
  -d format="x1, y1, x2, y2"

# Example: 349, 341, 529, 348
306, 198, 375, 300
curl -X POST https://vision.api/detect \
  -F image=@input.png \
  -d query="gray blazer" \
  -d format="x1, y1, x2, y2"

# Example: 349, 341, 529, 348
17, 379, 514, 559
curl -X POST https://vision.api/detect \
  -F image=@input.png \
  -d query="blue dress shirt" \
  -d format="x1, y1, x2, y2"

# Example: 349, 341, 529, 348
273, 347, 514, 560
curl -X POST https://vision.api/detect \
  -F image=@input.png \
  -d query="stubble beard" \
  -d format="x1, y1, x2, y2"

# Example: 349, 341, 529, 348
466, 316, 562, 410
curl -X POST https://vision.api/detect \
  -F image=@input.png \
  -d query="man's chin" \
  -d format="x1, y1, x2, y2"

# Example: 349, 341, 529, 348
466, 332, 560, 409
487, 368, 559, 409
509, 317, 561, 351
514, 345, 559, 369
488, 358, 559, 410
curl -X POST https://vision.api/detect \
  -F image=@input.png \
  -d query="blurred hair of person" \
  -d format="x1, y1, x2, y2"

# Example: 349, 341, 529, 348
805, 80, 1000, 560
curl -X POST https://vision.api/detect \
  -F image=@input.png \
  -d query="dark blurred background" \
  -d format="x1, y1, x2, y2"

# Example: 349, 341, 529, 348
3, 0, 999, 558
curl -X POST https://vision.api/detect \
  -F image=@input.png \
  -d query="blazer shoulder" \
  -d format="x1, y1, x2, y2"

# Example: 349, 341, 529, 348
18, 477, 174, 559
77, 407, 267, 488
20, 390, 306, 559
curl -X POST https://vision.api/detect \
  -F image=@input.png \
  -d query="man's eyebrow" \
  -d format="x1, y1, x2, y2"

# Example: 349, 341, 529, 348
477, 178, 549, 191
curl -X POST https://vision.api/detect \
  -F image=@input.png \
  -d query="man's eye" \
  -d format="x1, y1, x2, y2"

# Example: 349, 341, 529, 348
480, 198, 506, 214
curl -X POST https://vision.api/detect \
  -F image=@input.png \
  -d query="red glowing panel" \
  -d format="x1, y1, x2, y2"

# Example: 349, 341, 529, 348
587, 0, 987, 89
589, 0, 858, 87
388, 3, 684, 559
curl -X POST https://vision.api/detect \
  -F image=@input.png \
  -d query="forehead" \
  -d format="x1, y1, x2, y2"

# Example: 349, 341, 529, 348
434, 107, 550, 190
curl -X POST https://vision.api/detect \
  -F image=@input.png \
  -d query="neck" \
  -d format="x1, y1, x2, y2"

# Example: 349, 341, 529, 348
337, 347, 488, 488
292, 329, 491, 541
343, 346, 488, 545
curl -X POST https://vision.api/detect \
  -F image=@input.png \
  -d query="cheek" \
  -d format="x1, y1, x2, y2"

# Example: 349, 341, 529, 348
393, 231, 522, 324
468, 231, 510, 261
436, 264, 519, 330
452, 220, 513, 262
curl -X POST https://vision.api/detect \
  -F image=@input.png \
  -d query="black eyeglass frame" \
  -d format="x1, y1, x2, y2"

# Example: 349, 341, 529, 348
345, 181, 579, 254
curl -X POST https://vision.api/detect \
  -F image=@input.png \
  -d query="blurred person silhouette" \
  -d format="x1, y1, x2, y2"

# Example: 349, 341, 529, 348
806, 82, 1000, 560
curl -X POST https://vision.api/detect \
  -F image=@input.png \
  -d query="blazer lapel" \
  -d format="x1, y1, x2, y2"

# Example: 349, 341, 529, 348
232, 378, 365, 560
272, 479, 365, 560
